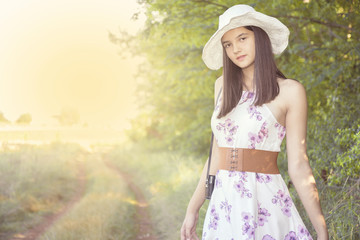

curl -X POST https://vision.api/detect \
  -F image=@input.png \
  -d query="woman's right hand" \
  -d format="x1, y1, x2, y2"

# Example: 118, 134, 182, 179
180, 212, 199, 240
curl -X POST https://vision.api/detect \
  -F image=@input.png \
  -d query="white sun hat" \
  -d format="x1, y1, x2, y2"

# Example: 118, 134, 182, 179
202, 4, 290, 70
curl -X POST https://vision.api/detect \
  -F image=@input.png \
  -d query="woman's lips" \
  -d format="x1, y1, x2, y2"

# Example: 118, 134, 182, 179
236, 55, 246, 61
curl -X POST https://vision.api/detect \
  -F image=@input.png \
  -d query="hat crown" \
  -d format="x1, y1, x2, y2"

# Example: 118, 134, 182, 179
218, 5, 255, 29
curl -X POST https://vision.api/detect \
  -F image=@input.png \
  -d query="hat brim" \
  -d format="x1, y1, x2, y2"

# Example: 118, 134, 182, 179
202, 11, 290, 70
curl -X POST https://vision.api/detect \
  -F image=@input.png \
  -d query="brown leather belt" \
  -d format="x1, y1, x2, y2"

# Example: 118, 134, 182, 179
218, 148, 279, 174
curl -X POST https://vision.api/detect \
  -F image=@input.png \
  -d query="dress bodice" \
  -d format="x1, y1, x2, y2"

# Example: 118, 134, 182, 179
211, 91, 286, 152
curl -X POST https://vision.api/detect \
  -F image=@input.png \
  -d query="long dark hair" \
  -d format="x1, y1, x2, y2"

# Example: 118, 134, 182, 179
218, 26, 286, 118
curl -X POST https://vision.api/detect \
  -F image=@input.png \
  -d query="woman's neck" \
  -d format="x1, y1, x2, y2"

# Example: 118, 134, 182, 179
242, 67, 254, 91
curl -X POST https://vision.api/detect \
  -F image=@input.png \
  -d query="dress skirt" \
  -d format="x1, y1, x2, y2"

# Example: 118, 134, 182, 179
202, 170, 313, 240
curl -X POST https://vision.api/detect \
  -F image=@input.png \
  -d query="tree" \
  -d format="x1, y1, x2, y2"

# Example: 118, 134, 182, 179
15, 113, 32, 125
0, 112, 10, 125
53, 107, 80, 126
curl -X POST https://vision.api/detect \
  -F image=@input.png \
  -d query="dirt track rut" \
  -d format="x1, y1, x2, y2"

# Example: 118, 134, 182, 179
103, 159, 158, 240
9, 161, 86, 240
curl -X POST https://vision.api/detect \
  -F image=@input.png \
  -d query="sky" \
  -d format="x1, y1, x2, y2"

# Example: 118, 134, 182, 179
0, 0, 145, 129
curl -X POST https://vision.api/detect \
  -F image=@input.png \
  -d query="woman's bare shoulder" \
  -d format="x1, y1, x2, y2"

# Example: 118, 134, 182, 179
278, 78, 307, 109
214, 75, 223, 105
278, 78, 307, 98
214, 75, 223, 94
215, 75, 223, 91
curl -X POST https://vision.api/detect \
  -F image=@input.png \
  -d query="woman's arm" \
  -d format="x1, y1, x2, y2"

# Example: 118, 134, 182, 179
180, 156, 209, 239
284, 80, 328, 239
181, 76, 223, 240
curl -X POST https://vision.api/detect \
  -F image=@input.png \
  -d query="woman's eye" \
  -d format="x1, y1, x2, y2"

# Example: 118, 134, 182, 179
224, 43, 231, 48
239, 37, 246, 41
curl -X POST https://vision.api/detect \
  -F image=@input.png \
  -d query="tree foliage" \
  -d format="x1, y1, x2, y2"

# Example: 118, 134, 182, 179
0, 112, 10, 124
52, 107, 80, 126
15, 113, 32, 125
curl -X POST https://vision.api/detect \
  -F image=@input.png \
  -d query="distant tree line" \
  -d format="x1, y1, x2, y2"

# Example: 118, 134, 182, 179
0, 112, 32, 125
0, 107, 80, 126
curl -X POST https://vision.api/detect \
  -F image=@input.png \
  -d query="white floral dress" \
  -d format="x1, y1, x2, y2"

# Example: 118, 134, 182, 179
202, 91, 313, 240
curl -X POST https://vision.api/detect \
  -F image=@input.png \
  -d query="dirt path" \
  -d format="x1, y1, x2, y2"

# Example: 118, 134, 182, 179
9, 160, 86, 240
103, 159, 158, 240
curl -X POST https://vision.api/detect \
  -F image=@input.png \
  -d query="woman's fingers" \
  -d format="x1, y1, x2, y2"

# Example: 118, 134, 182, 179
185, 225, 192, 240
180, 224, 186, 240
181, 223, 191, 240
192, 231, 200, 240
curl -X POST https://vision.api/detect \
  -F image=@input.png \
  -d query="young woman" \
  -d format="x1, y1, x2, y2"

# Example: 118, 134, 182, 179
181, 5, 328, 240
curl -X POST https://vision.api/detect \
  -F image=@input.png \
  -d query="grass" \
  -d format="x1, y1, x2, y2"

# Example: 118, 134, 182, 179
106, 143, 360, 240
0, 142, 82, 239
106, 144, 209, 239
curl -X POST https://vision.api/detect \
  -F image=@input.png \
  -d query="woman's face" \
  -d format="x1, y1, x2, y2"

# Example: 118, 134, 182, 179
221, 27, 255, 70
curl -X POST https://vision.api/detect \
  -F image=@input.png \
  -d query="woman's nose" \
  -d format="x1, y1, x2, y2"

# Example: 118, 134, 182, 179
233, 42, 241, 53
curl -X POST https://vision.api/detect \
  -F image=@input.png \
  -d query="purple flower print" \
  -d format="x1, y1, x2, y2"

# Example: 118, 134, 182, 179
208, 220, 218, 231
228, 171, 237, 177
225, 136, 234, 145
246, 91, 255, 99
258, 215, 267, 226
216, 118, 239, 146
248, 132, 258, 149
282, 207, 292, 217
274, 122, 286, 140
225, 118, 234, 128
297, 225, 313, 240
241, 212, 257, 240
248, 106, 256, 114
234, 175, 252, 198
239, 91, 254, 103
272, 189, 293, 217
244, 224, 255, 240
298, 225, 306, 237
208, 204, 220, 230
242, 212, 253, 222
228, 125, 238, 135
234, 181, 252, 198
256, 173, 272, 183
284, 231, 298, 240
284, 196, 292, 207
234, 179, 244, 190
257, 204, 271, 226
239, 172, 248, 181
262, 235, 275, 240
228, 171, 245, 179
248, 105, 263, 121
259, 122, 269, 138
220, 199, 232, 223
255, 173, 272, 183
215, 177, 222, 189
248, 122, 269, 148
216, 123, 226, 134
257, 133, 264, 143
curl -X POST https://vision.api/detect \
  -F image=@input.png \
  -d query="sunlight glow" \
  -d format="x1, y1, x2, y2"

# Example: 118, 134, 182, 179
0, 0, 145, 131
